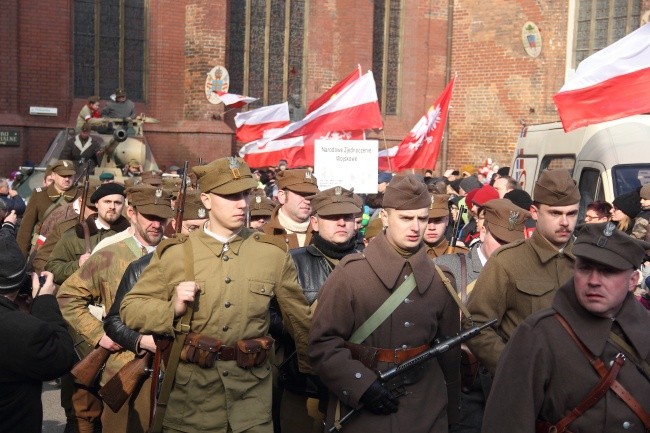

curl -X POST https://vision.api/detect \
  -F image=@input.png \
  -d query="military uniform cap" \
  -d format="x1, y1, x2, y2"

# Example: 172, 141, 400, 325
640, 183, 650, 200
90, 182, 125, 204
192, 157, 258, 195
429, 194, 450, 218
248, 192, 275, 217
383, 174, 430, 210
483, 199, 530, 243
98, 172, 114, 181
80, 122, 91, 132
364, 217, 384, 240
182, 190, 208, 221
115, 88, 126, 97
276, 169, 319, 194
573, 222, 650, 270
51, 160, 76, 176
126, 185, 174, 219
139, 170, 163, 187
533, 169, 580, 206
308, 186, 361, 216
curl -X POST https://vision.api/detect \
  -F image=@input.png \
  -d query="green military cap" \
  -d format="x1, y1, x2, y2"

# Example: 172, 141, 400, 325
533, 169, 580, 206
126, 185, 174, 219
364, 217, 384, 241
192, 157, 258, 195
308, 186, 361, 216
429, 194, 450, 218
383, 174, 430, 210
98, 172, 115, 182
248, 192, 275, 218
573, 222, 650, 270
182, 190, 208, 221
50, 160, 76, 177
483, 198, 530, 243
276, 169, 319, 194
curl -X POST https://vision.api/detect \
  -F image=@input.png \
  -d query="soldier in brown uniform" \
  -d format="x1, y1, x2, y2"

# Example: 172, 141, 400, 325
57, 185, 173, 433
309, 174, 461, 433
483, 223, 650, 433
17, 160, 80, 255
424, 193, 468, 257
248, 191, 276, 230
463, 169, 581, 375
262, 169, 319, 249
120, 157, 312, 433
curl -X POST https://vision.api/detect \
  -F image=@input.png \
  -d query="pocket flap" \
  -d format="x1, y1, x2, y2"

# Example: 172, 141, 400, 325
515, 279, 554, 297
248, 280, 275, 297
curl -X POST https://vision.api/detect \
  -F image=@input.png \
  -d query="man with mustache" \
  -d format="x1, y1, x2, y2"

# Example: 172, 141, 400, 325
463, 169, 580, 376
58, 185, 173, 433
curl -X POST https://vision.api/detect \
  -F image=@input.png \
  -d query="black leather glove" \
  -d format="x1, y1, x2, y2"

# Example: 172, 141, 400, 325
359, 380, 399, 415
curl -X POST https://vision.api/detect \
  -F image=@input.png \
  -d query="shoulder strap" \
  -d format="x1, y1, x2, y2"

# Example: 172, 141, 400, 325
149, 239, 196, 433
458, 253, 468, 303
608, 331, 650, 381
435, 265, 472, 322
349, 273, 416, 344
554, 313, 650, 430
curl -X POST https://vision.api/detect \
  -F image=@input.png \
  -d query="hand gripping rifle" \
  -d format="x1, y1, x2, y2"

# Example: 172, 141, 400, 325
328, 319, 497, 432
446, 204, 467, 254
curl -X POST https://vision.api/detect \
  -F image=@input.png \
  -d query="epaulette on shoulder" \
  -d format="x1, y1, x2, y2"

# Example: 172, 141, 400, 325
35, 187, 43, 193
252, 232, 288, 253
491, 238, 526, 256
338, 252, 366, 267
155, 234, 188, 258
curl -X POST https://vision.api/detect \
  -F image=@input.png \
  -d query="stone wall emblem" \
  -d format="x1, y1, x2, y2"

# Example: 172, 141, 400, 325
522, 22, 542, 58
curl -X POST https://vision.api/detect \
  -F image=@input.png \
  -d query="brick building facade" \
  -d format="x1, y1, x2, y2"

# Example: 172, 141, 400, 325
1, 0, 648, 177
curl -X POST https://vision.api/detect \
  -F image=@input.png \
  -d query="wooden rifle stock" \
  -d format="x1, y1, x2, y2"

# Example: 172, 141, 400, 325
77, 163, 92, 253
71, 346, 111, 387
99, 352, 153, 412
173, 161, 190, 235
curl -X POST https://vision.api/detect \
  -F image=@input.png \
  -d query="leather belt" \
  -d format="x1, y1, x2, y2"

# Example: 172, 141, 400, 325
375, 343, 429, 364
216, 345, 237, 361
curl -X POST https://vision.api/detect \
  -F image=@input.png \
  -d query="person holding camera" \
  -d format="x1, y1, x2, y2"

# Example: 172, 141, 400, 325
0, 217, 77, 433
0, 177, 26, 218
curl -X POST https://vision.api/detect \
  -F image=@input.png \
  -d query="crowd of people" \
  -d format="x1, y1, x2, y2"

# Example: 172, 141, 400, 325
0, 150, 649, 433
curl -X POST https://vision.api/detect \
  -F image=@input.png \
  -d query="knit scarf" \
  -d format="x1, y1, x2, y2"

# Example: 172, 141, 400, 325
311, 231, 357, 262
277, 207, 310, 246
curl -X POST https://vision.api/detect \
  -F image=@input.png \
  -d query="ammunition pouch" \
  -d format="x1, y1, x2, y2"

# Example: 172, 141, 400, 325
235, 335, 274, 369
180, 333, 223, 369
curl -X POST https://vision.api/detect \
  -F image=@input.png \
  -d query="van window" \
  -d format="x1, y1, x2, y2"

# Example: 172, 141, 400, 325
577, 168, 604, 220
539, 155, 575, 176
612, 164, 650, 196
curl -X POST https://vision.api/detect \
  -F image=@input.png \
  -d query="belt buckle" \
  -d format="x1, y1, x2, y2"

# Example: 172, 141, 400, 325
393, 347, 404, 365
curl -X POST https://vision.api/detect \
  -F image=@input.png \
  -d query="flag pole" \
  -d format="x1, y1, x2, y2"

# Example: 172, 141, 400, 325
381, 129, 393, 173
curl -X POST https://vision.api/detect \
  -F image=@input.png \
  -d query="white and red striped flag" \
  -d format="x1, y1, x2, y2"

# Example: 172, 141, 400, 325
378, 146, 398, 171
239, 71, 383, 168
306, 65, 362, 114
390, 77, 455, 172
215, 91, 258, 108
554, 23, 650, 132
234, 102, 291, 143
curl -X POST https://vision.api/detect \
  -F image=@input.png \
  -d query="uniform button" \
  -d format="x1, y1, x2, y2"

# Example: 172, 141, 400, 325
223, 371, 229, 377
223, 325, 229, 331
404, 298, 413, 304
261, 288, 266, 293
223, 255, 229, 261
354, 372, 362, 379
623, 421, 631, 429
225, 302, 231, 308
225, 277, 231, 283
401, 344, 408, 349
342, 390, 349, 396
404, 321, 413, 328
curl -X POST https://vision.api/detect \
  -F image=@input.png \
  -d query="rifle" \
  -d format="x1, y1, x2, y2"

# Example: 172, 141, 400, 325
173, 161, 190, 235
99, 352, 153, 412
77, 163, 92, 254
70, 346, 111, 387
446, 204, 467, 254
328, 319, 497, 432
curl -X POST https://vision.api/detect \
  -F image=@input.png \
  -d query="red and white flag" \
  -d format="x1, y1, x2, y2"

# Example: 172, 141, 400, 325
378, 146, 398, 171
234, 102, 291, 143
554, 23, 650, 132
390, 77, 455, 172
215, 91, 258, 108
306, 65, 362, 114
239, 71, 383, 167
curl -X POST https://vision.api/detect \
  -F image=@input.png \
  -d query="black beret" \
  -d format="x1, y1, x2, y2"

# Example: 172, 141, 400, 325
90, 183, 126, 204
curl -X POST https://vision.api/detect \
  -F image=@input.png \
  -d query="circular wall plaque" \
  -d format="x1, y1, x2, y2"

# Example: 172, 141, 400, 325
205, 66, 230, 105
522, 22, 542, 58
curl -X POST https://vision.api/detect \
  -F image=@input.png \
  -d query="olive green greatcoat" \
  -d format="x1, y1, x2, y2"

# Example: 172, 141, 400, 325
57, 237, 147, 385
120, 227, 312, 433
463, 228, 576, 374
482, 281, 650, 433
17, 184, 78, 255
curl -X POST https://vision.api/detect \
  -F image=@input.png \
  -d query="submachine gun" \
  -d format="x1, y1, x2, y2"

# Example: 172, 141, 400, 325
446, 204, 467, 254
328, 319, 497, 432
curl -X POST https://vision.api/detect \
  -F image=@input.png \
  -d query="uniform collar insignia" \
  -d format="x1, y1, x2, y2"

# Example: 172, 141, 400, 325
228, 157, 241, 179
508, 211, 520, 230
305, 171, 312, 180
198, 207, 206, 219
63, 161, 69, 167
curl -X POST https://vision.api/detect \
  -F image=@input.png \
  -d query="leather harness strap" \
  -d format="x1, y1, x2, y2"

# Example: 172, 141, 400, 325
554, 313, 650, 431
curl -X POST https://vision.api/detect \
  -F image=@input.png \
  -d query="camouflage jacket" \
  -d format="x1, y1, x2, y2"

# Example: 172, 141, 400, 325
631, 209, 650, 241
57, 236, 148, 385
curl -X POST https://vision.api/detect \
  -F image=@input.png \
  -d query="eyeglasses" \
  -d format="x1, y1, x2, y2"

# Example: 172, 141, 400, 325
584, 213, 603, 222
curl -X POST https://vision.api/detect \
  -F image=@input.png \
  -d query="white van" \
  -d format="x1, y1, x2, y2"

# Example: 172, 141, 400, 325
511, 115, 650, 217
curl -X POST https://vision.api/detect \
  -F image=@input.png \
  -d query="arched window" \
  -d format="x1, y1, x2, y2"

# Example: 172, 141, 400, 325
373, 0, 402, 115
73, 0, 146, 101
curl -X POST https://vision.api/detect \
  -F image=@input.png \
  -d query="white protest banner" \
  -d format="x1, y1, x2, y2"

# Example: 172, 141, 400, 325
314, 140, 378, 194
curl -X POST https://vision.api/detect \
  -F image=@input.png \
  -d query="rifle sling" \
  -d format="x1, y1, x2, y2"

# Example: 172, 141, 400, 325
554, 313, 650, 430
149, 239, 195, 433
81, 220, 92, 254
434, 265, 472, 321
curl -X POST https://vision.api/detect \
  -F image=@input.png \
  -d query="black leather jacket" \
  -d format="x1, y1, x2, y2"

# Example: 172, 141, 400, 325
103, 253, 153, 354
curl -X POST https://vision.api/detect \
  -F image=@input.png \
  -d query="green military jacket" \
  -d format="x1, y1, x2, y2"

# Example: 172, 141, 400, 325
17, 184, 78, 255
46, 215, 129, 285
121, 227, 312, 433
464, 228, 576, 374
58, 236, 147, 385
